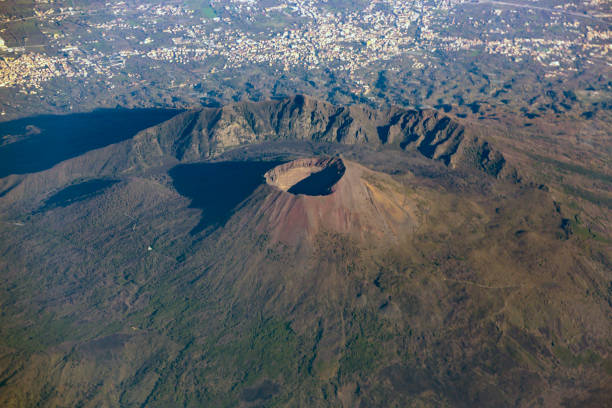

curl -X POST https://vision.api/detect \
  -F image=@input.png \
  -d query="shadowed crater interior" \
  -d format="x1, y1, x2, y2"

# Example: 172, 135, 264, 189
265, 157, 345, 196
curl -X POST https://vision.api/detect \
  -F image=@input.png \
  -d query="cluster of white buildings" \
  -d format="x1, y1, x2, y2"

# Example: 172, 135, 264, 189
0, 0, 610, 91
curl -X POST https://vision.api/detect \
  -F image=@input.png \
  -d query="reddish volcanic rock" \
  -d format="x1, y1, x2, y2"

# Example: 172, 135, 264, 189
250, 157, 418, 244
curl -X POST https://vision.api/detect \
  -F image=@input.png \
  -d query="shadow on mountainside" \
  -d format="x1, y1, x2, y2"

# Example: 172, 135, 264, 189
169, 161, 283, 234
40, 178, 120, 211
0, 108, 180, 178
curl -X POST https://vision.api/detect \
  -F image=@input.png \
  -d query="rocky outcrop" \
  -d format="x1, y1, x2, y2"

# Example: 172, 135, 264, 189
129, 95, 512, 178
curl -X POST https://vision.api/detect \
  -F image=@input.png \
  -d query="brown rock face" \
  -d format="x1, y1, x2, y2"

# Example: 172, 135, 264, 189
125, 95, 512, 179
251, 157, 418, 244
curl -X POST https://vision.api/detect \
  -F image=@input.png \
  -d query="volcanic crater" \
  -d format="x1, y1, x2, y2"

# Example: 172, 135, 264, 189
264, 157, 345, 196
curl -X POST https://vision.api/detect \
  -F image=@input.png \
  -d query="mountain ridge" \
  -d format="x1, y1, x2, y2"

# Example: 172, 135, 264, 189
0, 96, 514, 210
128, 95, 512, 179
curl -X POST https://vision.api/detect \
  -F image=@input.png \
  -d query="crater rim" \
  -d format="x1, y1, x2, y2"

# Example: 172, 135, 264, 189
264, 157, 345, 196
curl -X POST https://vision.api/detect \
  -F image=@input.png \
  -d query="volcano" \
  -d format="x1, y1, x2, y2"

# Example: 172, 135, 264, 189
252, 157, 417, 244
0, 97, 609, 408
